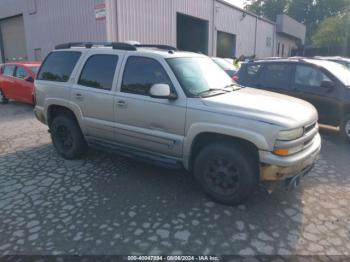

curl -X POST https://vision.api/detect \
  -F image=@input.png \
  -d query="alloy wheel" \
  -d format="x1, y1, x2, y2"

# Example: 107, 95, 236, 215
56, 126, 74, 150
345, 120, 350, 138
204, 157, 240, 196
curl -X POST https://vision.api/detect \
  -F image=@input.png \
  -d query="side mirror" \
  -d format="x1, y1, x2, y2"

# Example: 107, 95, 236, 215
149, 84, 177, 100
321, 80, 335, 90
24, 76, 34, 83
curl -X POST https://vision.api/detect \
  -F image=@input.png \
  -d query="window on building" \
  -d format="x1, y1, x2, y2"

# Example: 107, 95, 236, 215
262, 63, 293, 89
15, 67, 28, 79
34, 48, 42, 61
78, 55, 118, 91
277, 43, 280, 56
281, 44, 285, 57
121, 57, 173, 96
37, 51, 81, 82
3, 65, 16, 76
294, 65, 331, 87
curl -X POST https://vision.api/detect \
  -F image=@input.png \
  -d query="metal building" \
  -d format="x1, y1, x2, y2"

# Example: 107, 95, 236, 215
0, 0, 276, 62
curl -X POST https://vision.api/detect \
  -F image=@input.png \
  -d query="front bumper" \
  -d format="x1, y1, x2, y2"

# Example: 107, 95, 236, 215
259, 133, 321, 181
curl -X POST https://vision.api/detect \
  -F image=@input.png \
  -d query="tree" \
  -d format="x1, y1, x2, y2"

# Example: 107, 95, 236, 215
244, 0, 350, 44
312, 13, 350, 48
245, 0, 288, 21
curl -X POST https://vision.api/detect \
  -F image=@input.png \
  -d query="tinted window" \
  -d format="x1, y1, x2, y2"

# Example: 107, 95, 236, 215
122, 57, 173, 96
295, 65, 331, 87
3, 65, 16, 76
37, 51, 81, 82
15, 67, 28, 79
262, 63, 293, 88
78, 55, 118, 90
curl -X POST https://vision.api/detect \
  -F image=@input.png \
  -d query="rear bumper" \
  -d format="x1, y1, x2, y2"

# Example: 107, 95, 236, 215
259, 133, 321, 181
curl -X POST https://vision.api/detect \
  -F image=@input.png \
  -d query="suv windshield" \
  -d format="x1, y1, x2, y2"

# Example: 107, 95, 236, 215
167, 57, 236, 97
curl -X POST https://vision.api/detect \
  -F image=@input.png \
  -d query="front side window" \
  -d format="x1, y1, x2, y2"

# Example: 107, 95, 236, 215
121, 57, 173, 96
78, 55, 118, 90
295, 65, 331, 87
262, 63, 293, 89
37, 51, 81, 82
167, 57, 234, 97
3, 65, 16, 77
15, 67, 28, 79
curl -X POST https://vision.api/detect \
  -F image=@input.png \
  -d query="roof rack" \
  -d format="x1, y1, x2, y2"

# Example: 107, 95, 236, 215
134, 44, 178, 51
54, 42, 137, 51
54, 42, 178, 52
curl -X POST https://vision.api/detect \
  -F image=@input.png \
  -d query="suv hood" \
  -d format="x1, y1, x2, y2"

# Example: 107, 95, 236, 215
201, 88, 317, 128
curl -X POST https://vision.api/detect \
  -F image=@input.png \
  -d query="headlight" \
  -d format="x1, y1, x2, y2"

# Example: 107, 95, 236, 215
277, 128, 304, 141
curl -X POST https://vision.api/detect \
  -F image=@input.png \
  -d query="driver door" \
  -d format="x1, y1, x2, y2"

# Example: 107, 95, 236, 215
114, 55, 186, 157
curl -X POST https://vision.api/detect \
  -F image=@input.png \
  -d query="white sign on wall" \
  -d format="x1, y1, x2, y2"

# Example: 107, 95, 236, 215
95, 3, 106, 20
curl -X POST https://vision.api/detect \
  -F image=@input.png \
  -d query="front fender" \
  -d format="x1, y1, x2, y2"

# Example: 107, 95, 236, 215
183, 123, 271, 170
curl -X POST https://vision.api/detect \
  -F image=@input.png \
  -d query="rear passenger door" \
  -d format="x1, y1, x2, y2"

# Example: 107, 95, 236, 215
258, 63, 294, 96
71, 51, 123, 141
114, 55, 186, 157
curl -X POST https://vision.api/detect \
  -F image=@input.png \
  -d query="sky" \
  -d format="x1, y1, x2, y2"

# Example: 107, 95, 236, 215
223, 0, 246, 8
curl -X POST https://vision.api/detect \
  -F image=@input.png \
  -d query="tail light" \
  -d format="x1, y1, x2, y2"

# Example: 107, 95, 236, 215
232, 75, 239, 81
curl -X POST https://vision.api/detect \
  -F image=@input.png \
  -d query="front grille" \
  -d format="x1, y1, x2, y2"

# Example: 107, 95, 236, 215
305, 122, 316, 134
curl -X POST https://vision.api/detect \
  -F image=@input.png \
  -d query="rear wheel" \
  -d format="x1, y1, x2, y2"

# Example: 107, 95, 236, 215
0, 89, 9, 104
340, 114, 350, 142
193, 142, 258, 205
50, 115, 87, 159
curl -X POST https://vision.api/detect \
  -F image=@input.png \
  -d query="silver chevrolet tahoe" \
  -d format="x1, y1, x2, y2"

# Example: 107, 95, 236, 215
34, 42, 321, 205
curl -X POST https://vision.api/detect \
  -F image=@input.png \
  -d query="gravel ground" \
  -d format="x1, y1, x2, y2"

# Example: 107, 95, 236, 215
0, 102, 350, 256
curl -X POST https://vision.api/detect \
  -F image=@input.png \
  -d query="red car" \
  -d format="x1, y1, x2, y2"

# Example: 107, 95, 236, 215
0, 61, 41, 105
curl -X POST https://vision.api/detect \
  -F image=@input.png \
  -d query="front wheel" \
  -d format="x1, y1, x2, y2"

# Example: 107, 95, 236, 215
193, 143, 258, 205
0, 89, 9, 104
340, 114, 350, 142
50, 115, 87, 159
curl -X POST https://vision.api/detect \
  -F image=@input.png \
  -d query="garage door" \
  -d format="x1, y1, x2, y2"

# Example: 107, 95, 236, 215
216, 31, 236, 58
0, 16, 27, 62
177, 13, 209, 55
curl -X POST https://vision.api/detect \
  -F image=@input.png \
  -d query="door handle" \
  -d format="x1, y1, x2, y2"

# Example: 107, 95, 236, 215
117, 100, 127, 107
75, 93, 84, 101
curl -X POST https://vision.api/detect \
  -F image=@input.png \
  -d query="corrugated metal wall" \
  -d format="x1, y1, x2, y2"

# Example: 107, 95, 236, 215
115, 0, 275, 57
0, 0, 275, 60
0, 0, 107, 61
117, 0, 213, 53
214, 1, 256, 57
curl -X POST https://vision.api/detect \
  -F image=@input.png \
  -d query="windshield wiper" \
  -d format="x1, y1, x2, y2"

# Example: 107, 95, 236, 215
197, 88, 227, 97
223, 84, 244, 91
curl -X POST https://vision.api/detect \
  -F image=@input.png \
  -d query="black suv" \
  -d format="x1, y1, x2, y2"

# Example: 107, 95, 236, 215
235, 58, 350, 141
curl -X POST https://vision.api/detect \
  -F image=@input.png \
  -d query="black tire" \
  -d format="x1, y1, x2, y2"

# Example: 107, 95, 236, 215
340, 114, 350, 142
193, 142, 259, 205
0, 89, 9, 104
50, 114, 87, 159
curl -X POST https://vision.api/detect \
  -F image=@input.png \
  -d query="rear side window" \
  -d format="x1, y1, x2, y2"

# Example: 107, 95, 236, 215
3, 65, 16, 76
239, 64, 262, 86
121, 56, 173, 96
262, 63, 293, 89
78, 55, 118, 90
37, 51, 81, 82
15, 67, 29, 79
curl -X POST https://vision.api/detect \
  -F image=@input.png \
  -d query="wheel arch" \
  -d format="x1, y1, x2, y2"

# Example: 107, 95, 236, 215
47, 104, 81, 129
187, 132, 260, 172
